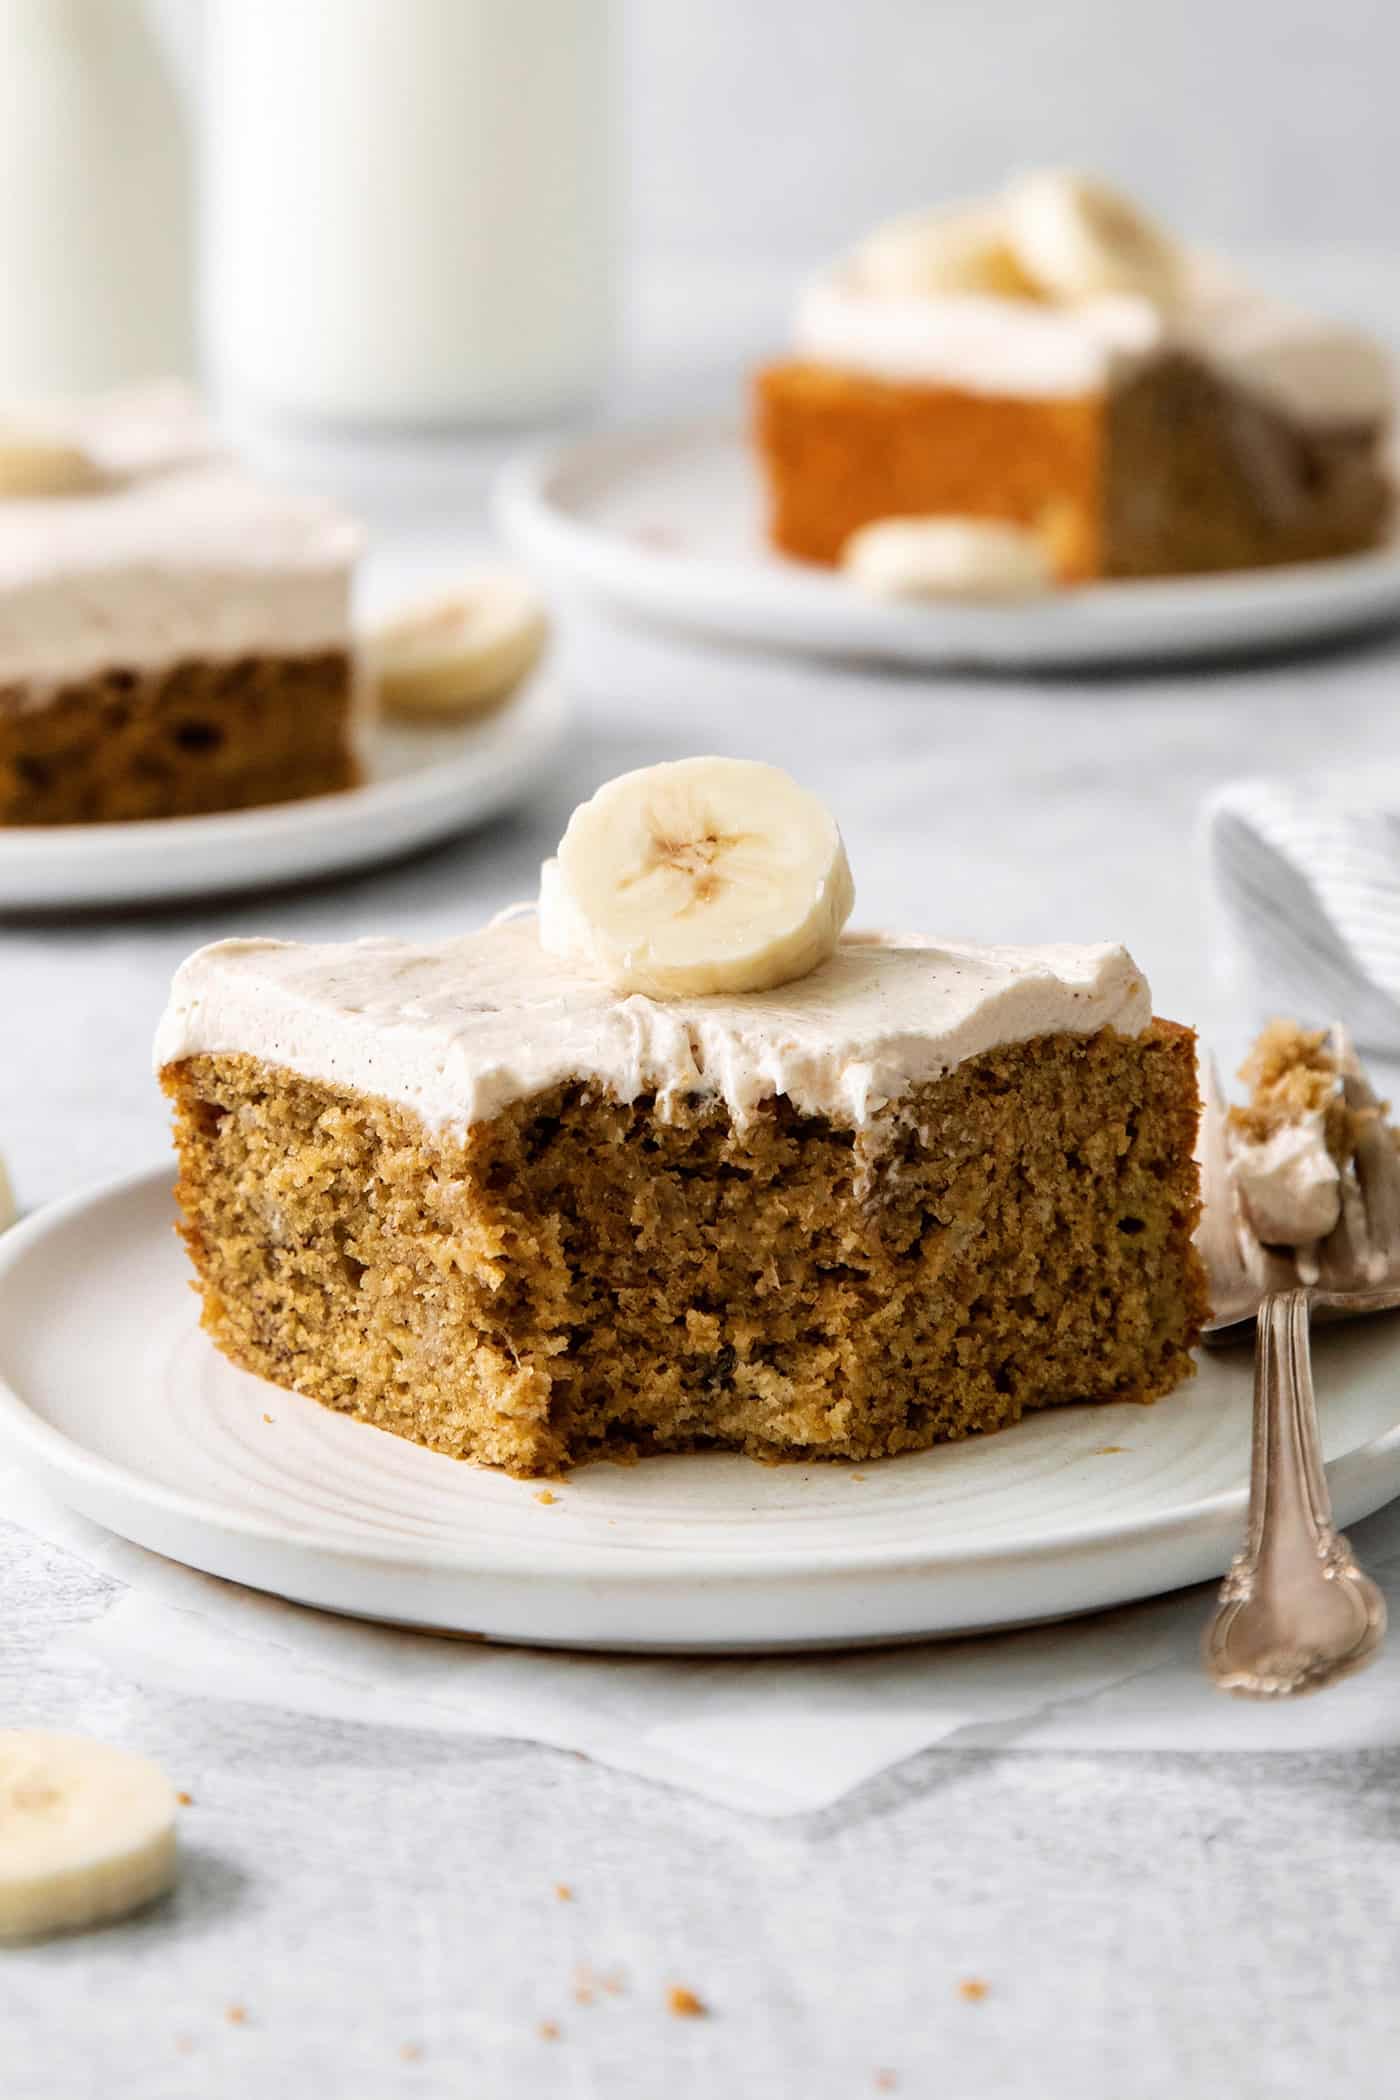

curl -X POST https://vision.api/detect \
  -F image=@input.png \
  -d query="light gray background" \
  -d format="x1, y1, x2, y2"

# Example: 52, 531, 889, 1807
625, 0, 1400, 264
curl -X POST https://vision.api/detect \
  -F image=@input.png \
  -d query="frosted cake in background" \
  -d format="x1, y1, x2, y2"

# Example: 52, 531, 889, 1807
0, 385, 360, 825
754, 171, 1394, 588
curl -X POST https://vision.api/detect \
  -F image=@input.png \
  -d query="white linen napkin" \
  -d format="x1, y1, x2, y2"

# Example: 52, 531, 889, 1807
11, 1461, 1400, 1818
1205, 768, 1400, 1052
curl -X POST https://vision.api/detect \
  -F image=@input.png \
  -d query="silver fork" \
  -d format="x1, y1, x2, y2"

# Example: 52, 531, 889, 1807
1199, 1027, 1400, 1698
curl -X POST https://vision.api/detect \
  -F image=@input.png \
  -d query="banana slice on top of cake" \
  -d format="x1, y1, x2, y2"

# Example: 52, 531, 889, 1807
155, 759, 1207, 1478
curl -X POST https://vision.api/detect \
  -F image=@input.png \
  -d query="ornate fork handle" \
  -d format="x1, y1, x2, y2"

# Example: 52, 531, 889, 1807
1204, 1287, 1386, 1698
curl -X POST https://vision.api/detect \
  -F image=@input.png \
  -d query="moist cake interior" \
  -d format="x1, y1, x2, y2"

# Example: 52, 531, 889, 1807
163, 1020, 1206, 1478
0, 651, 356, 825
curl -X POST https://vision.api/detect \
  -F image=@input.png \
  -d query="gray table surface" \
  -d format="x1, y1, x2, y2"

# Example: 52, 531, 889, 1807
7, 295, 1400, 2095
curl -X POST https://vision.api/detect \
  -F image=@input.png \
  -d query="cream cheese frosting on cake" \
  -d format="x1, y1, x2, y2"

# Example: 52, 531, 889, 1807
794, 261, 1394, 428
154, 917, 1152, 1132
0, 384, 359, 702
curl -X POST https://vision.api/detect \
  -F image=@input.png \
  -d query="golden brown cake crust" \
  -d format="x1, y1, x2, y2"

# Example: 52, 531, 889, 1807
162, 1019, 1207, 1479
752, 353, 1391, 583
0, 649, 357, 825
753, 360, 1103, 578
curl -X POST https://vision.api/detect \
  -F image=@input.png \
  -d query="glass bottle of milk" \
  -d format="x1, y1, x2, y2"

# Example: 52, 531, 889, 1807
204, 0, 617, 427
0, 0, 195, 395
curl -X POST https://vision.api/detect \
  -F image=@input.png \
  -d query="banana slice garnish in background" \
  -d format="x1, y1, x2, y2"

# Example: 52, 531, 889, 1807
369, 572, 548, 719
842, 516, 1054, 602
538, 756, 855, 998
1003, 170, 1182, 306
858, 203, 1042, 300
0, 1731, 180, 1943
0, 424, 105, 498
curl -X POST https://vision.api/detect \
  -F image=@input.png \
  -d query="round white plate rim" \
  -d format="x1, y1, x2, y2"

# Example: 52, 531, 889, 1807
495, 417, 1400, 669
4, 1164, 1400, 1600
0, 670, 569, 910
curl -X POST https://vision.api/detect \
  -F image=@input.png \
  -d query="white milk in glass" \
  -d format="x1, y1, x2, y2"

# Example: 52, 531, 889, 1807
204, 0, 616, 426
0, 0, 193, 395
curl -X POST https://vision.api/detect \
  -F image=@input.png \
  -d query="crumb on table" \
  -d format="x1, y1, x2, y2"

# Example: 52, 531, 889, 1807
667, 1985, 707, 2019
537, 2020, 561, 2042
225, 2004, 248, 2026
958, 1977, 989, 2003
399, 2042, 422, 2061
535, 1490, 558, 1506
176, 1789, 193, 1806
554, 1882, 573, 1902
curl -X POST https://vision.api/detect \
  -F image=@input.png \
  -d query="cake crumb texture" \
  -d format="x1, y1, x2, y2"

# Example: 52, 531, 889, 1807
0, 650, 356, 824
1229, 1017, 1380, 1161
162, 1020, 1206, 1478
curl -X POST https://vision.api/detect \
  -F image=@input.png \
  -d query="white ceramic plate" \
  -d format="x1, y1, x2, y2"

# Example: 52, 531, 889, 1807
496, 419, 1400, 670
0, 670, 569, 912
4, 1166, 1400, 1653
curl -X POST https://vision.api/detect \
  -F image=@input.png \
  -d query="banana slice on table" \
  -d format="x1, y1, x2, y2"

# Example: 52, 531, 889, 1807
858, 203, 1041, 300
539, 757, 855, 998
1003, 170, 1182, 306
369, 573, 548, 719
842, 516, 1054, 602
0, 1730, 180, 1943
0, 425, 105, 498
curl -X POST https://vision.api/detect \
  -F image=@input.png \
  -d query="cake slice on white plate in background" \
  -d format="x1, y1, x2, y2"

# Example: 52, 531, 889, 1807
0, 385, 360, 826
755, 169, 1393, 589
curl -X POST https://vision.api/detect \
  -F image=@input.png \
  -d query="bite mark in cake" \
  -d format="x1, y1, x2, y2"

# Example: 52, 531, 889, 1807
156, 763, 1207, 1476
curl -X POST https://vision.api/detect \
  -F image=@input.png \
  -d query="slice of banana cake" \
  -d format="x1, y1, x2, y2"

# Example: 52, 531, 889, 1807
156, 758, 1207, 1477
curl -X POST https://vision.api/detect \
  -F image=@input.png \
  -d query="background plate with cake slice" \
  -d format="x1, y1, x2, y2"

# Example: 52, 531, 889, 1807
499, 171, 1400, 670
0, 386, 569, 910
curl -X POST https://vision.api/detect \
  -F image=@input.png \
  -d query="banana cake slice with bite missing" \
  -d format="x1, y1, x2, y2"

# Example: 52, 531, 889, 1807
156, 758, 1207, 1477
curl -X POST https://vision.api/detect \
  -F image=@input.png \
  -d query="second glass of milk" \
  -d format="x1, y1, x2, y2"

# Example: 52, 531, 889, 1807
203, 0, 615, 427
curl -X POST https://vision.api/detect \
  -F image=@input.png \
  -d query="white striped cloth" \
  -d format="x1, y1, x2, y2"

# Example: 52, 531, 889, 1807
1206, 772, 1400, 1052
